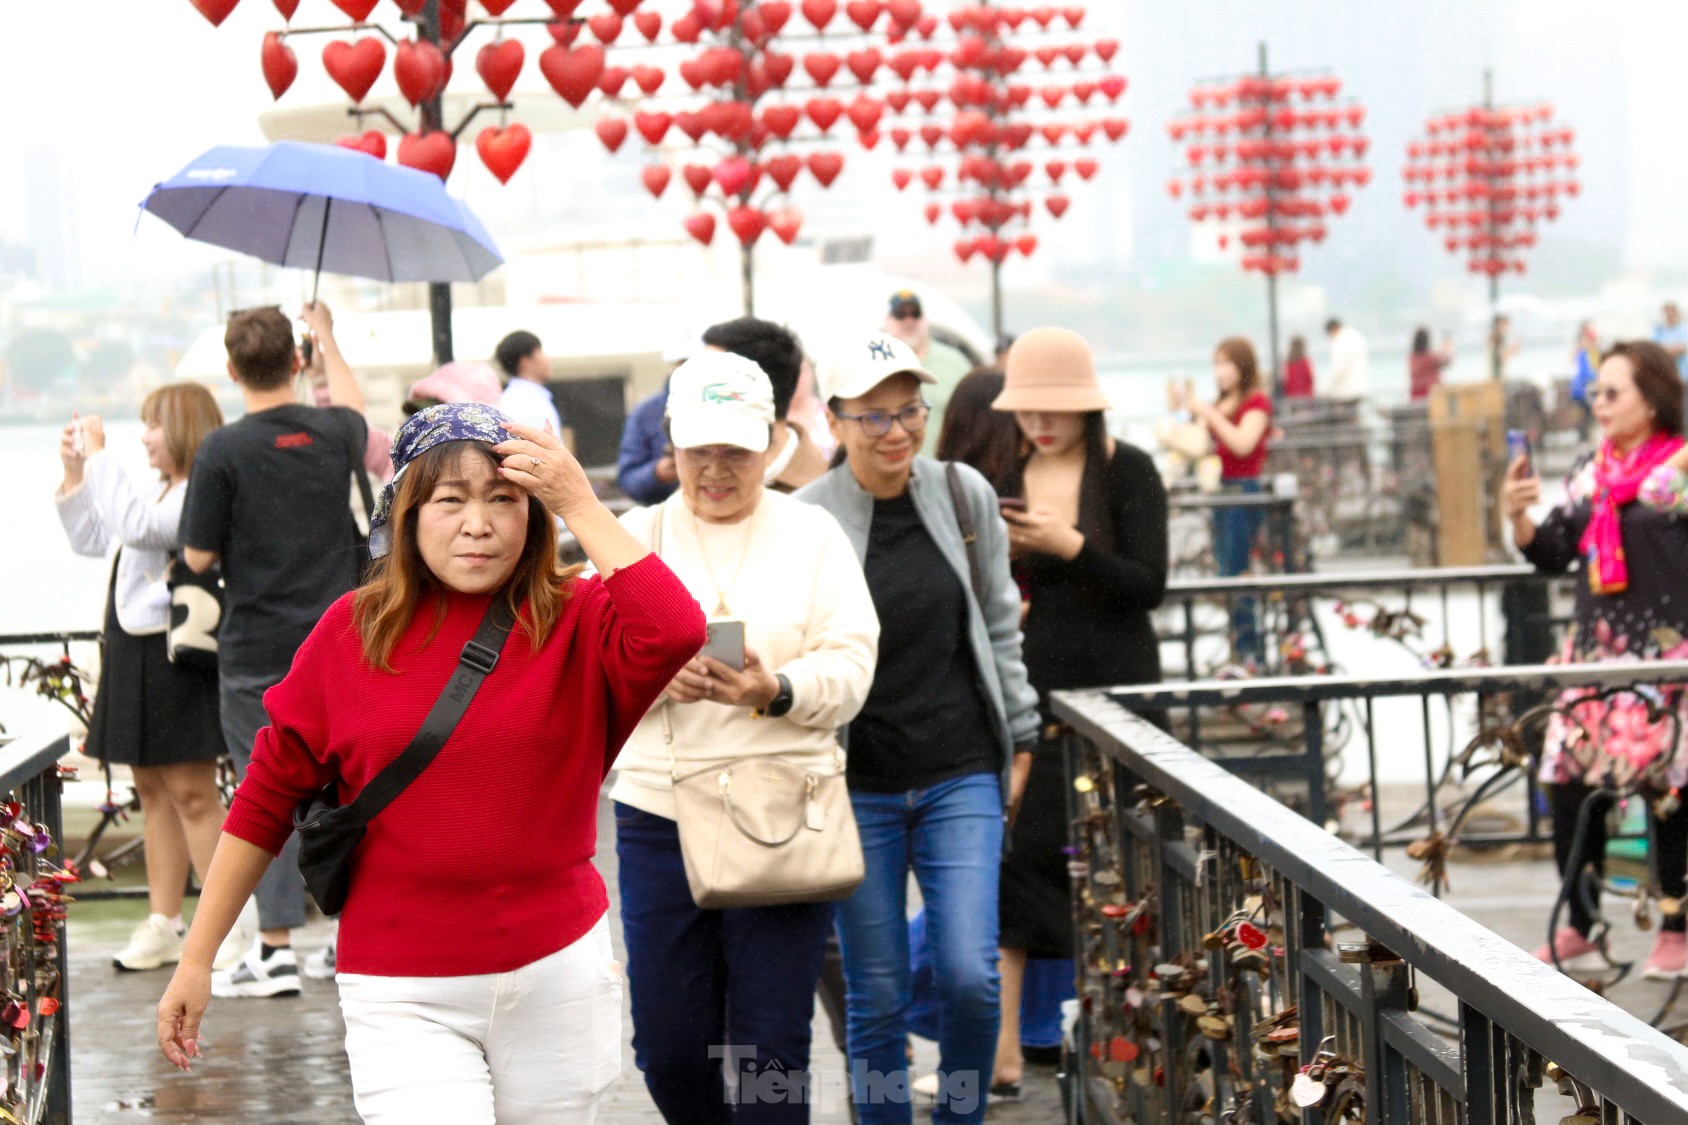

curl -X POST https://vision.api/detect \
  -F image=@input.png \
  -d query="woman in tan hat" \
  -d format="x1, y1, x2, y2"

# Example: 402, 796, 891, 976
1171, 336, 1273, 664
989, 326, 1169, 1096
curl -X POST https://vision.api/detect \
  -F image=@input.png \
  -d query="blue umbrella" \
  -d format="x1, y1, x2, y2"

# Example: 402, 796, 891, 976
141, 141, 502, 299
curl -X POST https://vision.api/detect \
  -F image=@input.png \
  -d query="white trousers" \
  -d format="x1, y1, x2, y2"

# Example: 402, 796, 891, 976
337, 915, 623, 1124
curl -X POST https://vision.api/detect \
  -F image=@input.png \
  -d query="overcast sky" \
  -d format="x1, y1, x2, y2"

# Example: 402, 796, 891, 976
2, 0, 1684, 293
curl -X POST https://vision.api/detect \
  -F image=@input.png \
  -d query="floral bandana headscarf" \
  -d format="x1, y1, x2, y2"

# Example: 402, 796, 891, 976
368, 402, 509, 559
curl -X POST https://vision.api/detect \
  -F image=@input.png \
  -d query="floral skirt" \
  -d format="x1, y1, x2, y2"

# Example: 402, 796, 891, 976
1538, 649, 1688, 792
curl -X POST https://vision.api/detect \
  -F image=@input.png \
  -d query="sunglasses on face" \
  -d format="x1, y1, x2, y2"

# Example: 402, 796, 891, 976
1589, 385, 1628, 404
891, 309, 921, 321
834, 402, 929, 438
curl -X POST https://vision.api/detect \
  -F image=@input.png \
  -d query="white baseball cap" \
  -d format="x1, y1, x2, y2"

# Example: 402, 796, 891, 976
665, 350, 776, 452
817, 331, 938, 403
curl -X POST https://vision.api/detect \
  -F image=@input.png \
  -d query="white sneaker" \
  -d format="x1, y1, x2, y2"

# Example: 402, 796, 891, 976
112, 916, 184, 972
212, 942, 301, 999
912, 1072, 940, 1101
302, 942, 336, 981
212, 898, 259, 972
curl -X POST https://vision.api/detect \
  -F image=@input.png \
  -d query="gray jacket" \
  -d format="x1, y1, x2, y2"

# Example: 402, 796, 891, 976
796, 458, 1041, 798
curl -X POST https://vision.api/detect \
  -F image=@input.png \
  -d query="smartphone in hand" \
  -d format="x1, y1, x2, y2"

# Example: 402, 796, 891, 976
998, 497, 1027, 514
1505, 429, 1533, 476
699, 617, 746, 672
70, 416, 86, 457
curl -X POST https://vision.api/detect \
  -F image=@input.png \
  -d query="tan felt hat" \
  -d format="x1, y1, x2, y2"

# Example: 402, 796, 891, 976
993, 326, 1110, 413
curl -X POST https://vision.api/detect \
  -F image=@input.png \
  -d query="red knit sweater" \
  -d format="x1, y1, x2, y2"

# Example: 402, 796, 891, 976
220, 554, 705, 976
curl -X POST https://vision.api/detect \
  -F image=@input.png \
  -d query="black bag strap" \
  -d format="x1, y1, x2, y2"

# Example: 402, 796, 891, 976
945, 461, 987, 610
347, 597, 518, 822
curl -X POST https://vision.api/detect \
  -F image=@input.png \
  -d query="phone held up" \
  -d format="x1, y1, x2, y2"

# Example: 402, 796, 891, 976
1505, 429, 1533, 477
699, 617, 746, 672
998, 497, 1027, 514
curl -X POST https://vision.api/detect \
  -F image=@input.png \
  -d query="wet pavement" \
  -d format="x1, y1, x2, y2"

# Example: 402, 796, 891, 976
68, 795, 1068, 1124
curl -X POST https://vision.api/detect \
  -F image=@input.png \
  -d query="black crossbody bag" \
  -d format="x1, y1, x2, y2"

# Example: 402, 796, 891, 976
294, 597, 516, 914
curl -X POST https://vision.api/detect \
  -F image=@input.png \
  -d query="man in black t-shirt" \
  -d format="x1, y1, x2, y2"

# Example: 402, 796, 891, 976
179, 302, 368, 999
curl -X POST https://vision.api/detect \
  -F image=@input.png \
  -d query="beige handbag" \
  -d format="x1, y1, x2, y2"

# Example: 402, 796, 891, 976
651, 506, 866, 910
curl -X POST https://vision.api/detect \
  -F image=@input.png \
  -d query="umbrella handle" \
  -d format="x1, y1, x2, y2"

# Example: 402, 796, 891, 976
311, 196, 331, 305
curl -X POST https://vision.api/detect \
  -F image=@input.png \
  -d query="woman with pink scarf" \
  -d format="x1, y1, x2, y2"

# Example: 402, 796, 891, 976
1505, 339, 1688, 979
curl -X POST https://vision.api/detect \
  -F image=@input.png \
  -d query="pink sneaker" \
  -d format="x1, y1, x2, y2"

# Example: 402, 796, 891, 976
1644, 931, 1688, 981
1530, 926, 1606, 973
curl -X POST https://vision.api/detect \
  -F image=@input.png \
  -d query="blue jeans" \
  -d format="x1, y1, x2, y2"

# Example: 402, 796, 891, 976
836, 773, 1003, 1124
220, 665, 309, 932
615, 803, 833, 1125
1213, 478, 1264, 666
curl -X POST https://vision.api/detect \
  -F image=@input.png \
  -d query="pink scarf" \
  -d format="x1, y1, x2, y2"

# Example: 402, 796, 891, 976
1580, 432, 1685, 595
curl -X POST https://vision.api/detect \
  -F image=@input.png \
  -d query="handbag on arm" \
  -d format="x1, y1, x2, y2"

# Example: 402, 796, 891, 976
652, 504, 865, 909
294, 597, 517, 914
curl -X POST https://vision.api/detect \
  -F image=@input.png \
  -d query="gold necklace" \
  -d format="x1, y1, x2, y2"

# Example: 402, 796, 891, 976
689, 505, 756, 616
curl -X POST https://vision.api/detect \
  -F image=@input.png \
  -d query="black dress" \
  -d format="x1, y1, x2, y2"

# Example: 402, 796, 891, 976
999, 443, 1169, 956
84, 556, 222, 769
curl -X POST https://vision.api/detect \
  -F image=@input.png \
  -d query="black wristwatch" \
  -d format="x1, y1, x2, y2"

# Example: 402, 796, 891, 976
756, 673, 794, 719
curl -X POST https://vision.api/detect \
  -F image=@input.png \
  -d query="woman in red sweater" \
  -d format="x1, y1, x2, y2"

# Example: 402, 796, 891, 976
156, 403, 705, 1123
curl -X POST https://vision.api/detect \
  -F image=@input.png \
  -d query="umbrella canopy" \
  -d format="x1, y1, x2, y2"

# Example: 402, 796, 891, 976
141, 141, 502, 288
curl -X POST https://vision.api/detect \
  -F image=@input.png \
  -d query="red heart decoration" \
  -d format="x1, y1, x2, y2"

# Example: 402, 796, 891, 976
915, 13, 937, 36
761, 0, 793, 33
765, 154, 803, 190
539, 44, 606, 108
547, 20, 581, 45
481, 0, 519, 13
595, 118, 629, 153
922, 123, 946, 149
894, 168, 917, 191
544, 0, 584, 16
441, 4, 467, 38
395, 40, 448, 107
1046, 160, 1067, 181
923, 201, 941, 224
628, 65, 664, 95
188, 0, 240, 21
920, 166, 943, 189
588, 13, 623, 43
762, 52, 795, 87
634, 112, 672, 144
394, 0, 428, 13
679, 58, 709, 90
806, 152, 844, 186
714, 156, 754, 196
273, 0, 301, 18
800, 0, 837, 30
1102, 118, 1128, 141
334, 131, 387, 160
845, 0, 881, 30
330, 0, 379, 19
675, 113, 707, 142
261, 33, 298, 100
598, 66, 630, 96
399, 130, 457, 180
322, 39, 387, 104
474, 124, 529, 183
846, 48, 881, 84
682, 164, 713, 195
671, 13, 703, 41
476, 40, 524, 102
633, 9, 663, 39
858, 130, 880, 149
847, 96, 884, 134
1041, 124, 1066, 146
762, 105, 801, 139
806, 97, 844, 133
1015, 234, 1038, 256
885, 0, 920, 26
1046, 193, 1070, 217
889, 127, 911, 151
641, 165, 672, 199
803, 53, 840, 86
769, 208, 803, 245
886, 90, 911, 113
684, 213, 717, 246
953, 238, 977, 262
727, 206, 767, 246
607, 0, 642, 13
1075, 158, 1099, 180
914, 89, 941, 112
1099, 76, 1126, 102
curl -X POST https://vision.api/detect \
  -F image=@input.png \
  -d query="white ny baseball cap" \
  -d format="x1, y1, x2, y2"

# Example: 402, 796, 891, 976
817, 331, 938, 403
665, 350, 776, 452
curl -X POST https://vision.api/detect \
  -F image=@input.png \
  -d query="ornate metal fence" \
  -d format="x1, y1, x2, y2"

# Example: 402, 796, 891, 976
1053, 688, 1688, 1125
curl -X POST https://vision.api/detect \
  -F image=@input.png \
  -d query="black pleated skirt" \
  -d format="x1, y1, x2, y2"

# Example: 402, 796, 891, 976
85, 582, 222, 769
999, 734, 1075, 958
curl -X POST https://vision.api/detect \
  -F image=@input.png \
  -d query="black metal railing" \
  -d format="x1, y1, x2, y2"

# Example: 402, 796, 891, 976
1052, 689, 1688, 1125
0, 730, 74, 1125
1102, 661, 1688, 862
1167, 490, 1304, 578
1159, 563, 1571, 680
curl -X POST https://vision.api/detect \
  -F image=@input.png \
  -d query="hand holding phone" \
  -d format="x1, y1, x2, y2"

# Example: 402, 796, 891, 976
699, 617, 746, 672
1505, 429, 1533, 478
998, 497, 1027, 515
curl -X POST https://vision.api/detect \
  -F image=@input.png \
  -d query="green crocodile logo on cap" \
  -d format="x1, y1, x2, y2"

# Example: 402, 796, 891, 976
701, 382, 747, 404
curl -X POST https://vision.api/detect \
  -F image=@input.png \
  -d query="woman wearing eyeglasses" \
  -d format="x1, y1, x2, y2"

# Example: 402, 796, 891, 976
1505, 340, 1688, 980
610, 351, 879, 1125
799, 331, 1040, 1125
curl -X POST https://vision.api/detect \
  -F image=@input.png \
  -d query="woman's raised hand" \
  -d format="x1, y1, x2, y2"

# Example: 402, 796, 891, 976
495, 420, 597, 521
1502, 455, 1541, 522
58, 419, 84, 480
80, 415, 106, 455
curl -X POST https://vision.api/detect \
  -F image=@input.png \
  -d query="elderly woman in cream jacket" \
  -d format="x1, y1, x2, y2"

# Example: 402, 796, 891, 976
609, 350, 879, 1125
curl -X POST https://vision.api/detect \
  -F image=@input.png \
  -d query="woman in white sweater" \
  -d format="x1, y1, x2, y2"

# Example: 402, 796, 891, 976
610, 350, 880, 1125
55, 384, 227, 972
